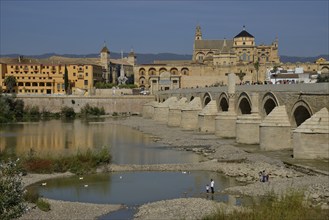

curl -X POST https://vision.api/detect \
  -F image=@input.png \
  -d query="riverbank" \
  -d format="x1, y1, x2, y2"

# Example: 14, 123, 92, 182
18, 116, 329, 220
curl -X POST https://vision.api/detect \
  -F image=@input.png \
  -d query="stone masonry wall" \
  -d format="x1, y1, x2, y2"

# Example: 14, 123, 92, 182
17, 95, 154, 114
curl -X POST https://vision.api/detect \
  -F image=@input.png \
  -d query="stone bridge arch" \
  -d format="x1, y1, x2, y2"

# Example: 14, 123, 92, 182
291, 100, 313, 127
261, 92, 280, 118
218, 92, 229, 112
203, 92, 212, 108
237, 92, 252, 115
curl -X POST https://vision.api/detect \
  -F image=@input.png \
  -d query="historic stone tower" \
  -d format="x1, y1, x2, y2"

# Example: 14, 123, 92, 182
100, 44, 110, 83
127, 48, 136, 66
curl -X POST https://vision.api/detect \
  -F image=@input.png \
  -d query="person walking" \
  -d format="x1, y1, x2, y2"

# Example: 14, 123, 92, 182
210, 179, 214, 194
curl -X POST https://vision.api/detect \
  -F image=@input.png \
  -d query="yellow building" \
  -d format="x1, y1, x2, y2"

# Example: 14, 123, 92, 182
0, 56, 103, 94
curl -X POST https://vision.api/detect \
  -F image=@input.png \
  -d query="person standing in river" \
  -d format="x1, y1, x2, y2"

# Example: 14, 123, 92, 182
210, 179, 214, 194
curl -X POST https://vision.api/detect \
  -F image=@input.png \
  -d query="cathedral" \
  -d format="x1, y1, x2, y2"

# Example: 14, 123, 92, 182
134, 26, 281, 93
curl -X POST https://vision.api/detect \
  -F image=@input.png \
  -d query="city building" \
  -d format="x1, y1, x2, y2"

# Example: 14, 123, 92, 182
0, 45, 136, 95
134, 26, 281, 93
0, 57, 103, 95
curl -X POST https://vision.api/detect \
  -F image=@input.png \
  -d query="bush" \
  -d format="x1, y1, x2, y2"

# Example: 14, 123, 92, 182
61, 106, 76, 118
21, 147, 112, 175
23, 188, 40, 203
36, 199, 50, 212
80, 104, 106, 117
0, 95, 25, 123
0, 160, 26, 220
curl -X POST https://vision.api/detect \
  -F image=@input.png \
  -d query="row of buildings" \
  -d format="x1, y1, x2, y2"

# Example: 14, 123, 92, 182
1, 26, 328, 95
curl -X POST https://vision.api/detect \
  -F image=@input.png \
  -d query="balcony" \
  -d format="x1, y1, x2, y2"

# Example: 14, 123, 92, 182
77, 74, 84, 79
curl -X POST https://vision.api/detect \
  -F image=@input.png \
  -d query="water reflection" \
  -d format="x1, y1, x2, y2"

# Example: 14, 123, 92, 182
0, 119, 203, 164
31, 171, 241, 206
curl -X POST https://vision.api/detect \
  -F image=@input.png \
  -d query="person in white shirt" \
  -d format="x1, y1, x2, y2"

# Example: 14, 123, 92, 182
210, 179, 214, 194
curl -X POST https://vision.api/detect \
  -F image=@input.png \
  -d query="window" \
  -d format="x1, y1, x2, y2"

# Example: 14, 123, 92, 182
86, 73, 88, 76
73, 73, 76, 76
84, 80, 88, 85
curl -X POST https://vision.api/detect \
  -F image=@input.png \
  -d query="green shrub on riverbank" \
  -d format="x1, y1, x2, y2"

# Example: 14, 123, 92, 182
79, 104, 105, 117
36, 199, 51, 212
0, 160, 26, 220
22, 148, 111, 175
204, 191, 329, 220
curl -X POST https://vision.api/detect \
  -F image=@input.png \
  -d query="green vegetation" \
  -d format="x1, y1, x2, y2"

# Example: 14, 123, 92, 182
317, 74, 329, 82
60, 106, 76, 119
36, 199, 51, 212
0, 95, 61, 123
204, 191, 329, 220
4, 75, 17, 93
0, 94, 24, 123
80, 104, 105, 117
22, 148, 111, 175
0, 159, 26, 220
95, 82, 137, 89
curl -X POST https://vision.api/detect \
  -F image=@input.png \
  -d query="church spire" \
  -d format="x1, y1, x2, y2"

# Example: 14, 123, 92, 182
195, 25, 202, 40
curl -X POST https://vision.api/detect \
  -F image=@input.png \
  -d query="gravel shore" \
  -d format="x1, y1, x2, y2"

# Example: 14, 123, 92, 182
18, 116, 329, 220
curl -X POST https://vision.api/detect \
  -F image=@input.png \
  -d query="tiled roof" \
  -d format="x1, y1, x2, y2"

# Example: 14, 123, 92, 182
194, 40, 234, 50
234, 30, 254, 38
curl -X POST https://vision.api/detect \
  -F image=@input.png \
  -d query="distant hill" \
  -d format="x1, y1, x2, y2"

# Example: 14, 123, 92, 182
1, 52, 327, 64
280, 55, 329, 63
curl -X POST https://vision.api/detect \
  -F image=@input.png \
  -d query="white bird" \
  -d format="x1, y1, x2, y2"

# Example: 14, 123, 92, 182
79, 177, 84, 180
84, 184, 88, 187
41, 182, 47, 186
119, 176, 122, 179
182, 171, 187, 174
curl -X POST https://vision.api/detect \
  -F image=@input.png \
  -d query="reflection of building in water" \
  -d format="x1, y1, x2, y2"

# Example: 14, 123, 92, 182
14, 120, 96, 156
3, 120, 153, 158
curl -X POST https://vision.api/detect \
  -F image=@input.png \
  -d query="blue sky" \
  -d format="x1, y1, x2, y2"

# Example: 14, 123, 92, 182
0, 0, 328, 56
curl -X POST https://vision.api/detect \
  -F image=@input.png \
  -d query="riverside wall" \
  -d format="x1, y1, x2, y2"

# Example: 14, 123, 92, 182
17, 95, 154, 114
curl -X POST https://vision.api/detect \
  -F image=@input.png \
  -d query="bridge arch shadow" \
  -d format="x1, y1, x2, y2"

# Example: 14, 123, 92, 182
218, 93, 229, 112
291, 100, 313, 127
237, 92, 252, 115
261, 92, 279, 118
203, 92, 212, 108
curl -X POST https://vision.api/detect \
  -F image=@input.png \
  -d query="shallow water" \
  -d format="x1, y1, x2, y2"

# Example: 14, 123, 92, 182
30, 171, 241, 206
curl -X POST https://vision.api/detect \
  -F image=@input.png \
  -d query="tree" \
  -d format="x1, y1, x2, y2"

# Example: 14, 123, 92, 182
0, 159, 26, 220
236, 70, 246, 84
4, 76, 17, 93
64, 65, 69, 94
253, 61, 260, 83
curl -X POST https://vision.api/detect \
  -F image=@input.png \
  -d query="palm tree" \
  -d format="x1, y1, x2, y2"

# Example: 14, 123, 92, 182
253, 61, 260, 83
236, 70, 246, 84
4, 75, 17, 93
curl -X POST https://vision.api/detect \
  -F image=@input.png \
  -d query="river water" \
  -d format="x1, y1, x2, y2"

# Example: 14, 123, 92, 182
0, 118, 242, 219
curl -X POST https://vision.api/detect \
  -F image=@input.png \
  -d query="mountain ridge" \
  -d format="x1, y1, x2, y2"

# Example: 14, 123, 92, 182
1, 52, 328, 64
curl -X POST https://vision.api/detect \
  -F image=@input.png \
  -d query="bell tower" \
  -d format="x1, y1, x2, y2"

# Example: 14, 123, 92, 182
100, 42, 110, 83
195, 25, 202, 40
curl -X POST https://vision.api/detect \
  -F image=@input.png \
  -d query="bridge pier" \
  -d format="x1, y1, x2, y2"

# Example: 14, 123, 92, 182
260, 105, 292, 150
143, 101, 158, 119
293, 108, 329, 159
215, 73, 237, 138
198, 100, 217, 133
153, 97, 177, 123
180, 97, 202, 130
168, 97, 187, 127
236, 92, 261, 144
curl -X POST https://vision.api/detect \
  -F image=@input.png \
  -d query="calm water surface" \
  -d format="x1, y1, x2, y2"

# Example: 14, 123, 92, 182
0, 118, 203, 164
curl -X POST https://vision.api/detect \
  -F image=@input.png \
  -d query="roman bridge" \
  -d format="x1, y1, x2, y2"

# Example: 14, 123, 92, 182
143, 77, 328, 160
155, 83, 329, 128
